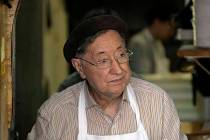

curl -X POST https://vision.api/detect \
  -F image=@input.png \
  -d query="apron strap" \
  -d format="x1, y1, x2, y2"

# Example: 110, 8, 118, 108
78, 82, 88, 137
127, 84, 140, 127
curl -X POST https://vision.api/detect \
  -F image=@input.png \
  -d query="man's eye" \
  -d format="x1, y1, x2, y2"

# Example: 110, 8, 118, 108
119, 52, 127, 57
97, 59, 109, 64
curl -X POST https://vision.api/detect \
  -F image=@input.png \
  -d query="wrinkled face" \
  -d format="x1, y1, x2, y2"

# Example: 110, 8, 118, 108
72, 30, 131, 99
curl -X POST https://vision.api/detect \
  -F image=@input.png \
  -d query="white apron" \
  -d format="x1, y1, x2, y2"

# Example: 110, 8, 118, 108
77, 83, 149, 140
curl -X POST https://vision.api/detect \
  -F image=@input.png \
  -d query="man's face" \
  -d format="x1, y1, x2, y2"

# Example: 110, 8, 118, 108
73, 30, 131, 100
156, 19, 177, 41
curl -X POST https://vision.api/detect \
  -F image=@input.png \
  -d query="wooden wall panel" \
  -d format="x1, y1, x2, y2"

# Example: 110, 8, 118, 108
0, 1, 20, 140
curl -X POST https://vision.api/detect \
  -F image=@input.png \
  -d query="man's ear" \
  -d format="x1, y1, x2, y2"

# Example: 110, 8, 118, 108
71, 58, 86, 79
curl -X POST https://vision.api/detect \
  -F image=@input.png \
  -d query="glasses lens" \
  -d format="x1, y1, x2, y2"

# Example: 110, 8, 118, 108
116, 49, 133, 63
96, 59, 112, 69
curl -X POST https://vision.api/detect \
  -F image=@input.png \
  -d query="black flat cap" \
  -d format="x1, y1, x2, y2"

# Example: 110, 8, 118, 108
63, 14, 127, 63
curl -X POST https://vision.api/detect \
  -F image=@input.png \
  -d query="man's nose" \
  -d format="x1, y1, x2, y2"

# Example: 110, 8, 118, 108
110, 58, 123, 74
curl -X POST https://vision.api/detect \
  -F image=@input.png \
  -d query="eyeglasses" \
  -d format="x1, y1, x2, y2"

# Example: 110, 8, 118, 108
74, 49, 133, 69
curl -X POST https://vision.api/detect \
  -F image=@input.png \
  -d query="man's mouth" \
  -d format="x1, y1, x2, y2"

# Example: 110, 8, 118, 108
109, 77, 124, 84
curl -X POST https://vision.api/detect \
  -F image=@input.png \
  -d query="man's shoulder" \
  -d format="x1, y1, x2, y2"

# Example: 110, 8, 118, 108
130, 77, 166, 97
129, 28, 150, 46
38, 82, 83, 115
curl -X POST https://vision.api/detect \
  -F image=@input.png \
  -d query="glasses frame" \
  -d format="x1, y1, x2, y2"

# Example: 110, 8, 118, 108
74, 49, 133, 69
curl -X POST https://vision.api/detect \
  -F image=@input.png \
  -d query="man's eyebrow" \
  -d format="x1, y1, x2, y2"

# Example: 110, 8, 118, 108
96, 51, 106, 55
116, 45, 126, 51
95, 45, 126, 54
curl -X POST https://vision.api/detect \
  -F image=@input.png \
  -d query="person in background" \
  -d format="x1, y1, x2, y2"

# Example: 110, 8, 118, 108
128, 5, 178, 74
27, 8, 186, 140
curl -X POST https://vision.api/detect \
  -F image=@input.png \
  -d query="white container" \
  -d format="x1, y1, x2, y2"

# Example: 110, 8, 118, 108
193, 0, 210, 48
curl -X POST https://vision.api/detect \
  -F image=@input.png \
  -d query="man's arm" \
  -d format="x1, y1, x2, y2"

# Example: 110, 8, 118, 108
128, 41, 154, 74
162, 92, 185, 140
27, 113, 54, 140
27, 99, 78, 140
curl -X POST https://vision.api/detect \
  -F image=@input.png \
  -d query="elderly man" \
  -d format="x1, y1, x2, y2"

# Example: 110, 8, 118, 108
27, 8, 186, 140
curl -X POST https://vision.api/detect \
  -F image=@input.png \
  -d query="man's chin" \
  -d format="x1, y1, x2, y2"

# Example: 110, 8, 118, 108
106, 91, 124, 100
109, 86, 126, 96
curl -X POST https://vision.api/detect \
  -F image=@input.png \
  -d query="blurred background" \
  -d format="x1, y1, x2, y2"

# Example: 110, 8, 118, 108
1, 0, 210, 139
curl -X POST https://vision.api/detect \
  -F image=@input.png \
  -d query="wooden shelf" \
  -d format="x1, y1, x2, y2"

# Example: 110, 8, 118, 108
177, 45, 210, 75
177, 45, 210, 58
